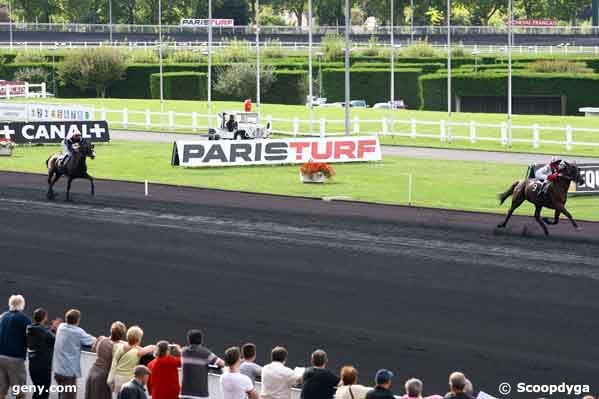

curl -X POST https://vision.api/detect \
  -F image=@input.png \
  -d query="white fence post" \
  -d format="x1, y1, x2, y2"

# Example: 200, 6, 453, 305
566, 125, 573, 151
353, 116, 360, 135
381, 117, 388, 135
532, 124, 539, 149
500, 122, 507, 146
41, 82, 46, 98
319, 118, 326, 138
410, 118, 417, 139
192, 112, 198, 132
168, 111, 175, 130
469, 121, 476, 143
123, 108, 128, 129
447, 120, 453, 143
24, 82, 30, 98
145, 110, 151, 129
439, 120, 446, 142
6, 85, 10, 100
100, 108, 107, 121
293, 117, 299, 136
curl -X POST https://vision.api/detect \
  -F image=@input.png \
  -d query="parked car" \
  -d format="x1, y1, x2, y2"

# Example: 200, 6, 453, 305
350, 100, 368, 108
306, 96, 328, 106
373, 100, 406, 109
208, 111, 272, 140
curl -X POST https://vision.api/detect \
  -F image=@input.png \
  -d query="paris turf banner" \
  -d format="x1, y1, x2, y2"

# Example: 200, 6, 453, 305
0, 121, 110, 144
172, 137, 382, 167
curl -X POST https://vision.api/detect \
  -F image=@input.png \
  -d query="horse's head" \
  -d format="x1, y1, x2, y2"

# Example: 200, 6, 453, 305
561, 161, 584, 185
79, 139, 96, 160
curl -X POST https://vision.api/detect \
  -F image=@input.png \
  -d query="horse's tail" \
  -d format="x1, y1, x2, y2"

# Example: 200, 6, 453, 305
498, 181, 519, 205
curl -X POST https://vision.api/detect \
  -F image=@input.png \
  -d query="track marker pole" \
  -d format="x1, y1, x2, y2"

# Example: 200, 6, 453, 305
145, 180, 149, 196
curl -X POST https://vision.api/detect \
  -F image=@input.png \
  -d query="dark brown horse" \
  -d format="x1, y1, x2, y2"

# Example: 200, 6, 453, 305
497, 162, 584, 236
46, 139, 96, 201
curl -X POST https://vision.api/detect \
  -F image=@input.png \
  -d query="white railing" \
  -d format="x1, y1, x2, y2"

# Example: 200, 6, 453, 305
91, 106, 599, 151
0, 83, 47, 99
3, 41, 599, 56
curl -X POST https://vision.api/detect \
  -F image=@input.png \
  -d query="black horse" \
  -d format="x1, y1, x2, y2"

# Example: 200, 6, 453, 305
46, 139, 96, 201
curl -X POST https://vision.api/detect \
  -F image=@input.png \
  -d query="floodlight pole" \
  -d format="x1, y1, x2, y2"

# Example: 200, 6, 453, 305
410, 0, 414, 42
447, 0, 451, 132
507, 0, 513, 147
344, 0, 350, 136
390, 0, 395, 136
256, 0, 261, 114
308, 0, 314, 134
208, 0, 212, 125
8, 0, 13, 49
158, 0, 164, 113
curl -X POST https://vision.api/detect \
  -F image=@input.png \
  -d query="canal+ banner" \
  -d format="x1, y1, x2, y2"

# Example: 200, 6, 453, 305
172, 137, 382, 167
1, 121, 110, 144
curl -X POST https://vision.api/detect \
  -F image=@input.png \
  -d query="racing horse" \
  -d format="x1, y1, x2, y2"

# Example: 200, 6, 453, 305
496, 161, 584, 236
46, 139, 96, 201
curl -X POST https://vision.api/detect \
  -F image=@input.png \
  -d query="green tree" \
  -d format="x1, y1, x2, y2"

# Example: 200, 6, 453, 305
214, 63, 276, 101
58, 48, 126, 97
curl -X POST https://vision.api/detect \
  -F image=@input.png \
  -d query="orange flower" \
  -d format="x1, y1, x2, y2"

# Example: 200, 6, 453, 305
299, 160, 335, 178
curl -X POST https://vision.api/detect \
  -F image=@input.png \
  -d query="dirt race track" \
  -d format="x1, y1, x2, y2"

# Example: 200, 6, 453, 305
1, 171, 598, 398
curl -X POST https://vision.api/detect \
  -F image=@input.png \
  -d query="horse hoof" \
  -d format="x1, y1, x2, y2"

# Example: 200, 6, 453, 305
575, 226, 583, 231
496, 224, 505, 229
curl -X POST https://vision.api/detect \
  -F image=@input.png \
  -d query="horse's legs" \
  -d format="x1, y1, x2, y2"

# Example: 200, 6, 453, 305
557, 206, 579, 230
543, 209, 561, 225
534, 205, 549, 236
46, 173, 60, 200
84, 173, 95, 196
65, 178, 73, 202
497, 185, 525, 228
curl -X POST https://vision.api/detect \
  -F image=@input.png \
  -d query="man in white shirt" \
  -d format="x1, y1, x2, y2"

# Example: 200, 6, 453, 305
260, 347, 303, 399
221, 347, 258, 399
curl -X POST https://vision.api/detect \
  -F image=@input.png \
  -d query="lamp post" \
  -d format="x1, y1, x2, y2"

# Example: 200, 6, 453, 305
410, 0, 414, 43
390, 0, 395, 135
158, 0, 164, 113
317, 51, 323, 99
256, 0, 261, 114
208, 0, 212, 126
8, 0, 13, 49
109, 0, 113, 44
507, 0, 513, 147
344, 0, 350, 135
447, 0, 451, 129
308, 0, 313, 134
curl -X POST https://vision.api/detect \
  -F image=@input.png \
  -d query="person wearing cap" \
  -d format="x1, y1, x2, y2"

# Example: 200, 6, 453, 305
365, 370, 395, 399
118, 365, 150, 399
444, 372, 474, 399
301, 350, 339, 399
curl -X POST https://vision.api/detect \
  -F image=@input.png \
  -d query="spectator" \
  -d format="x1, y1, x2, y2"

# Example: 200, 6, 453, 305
107, 326, 156, 397
85, 322, 127, 399
221, 346, 258, 399
301, 350, 339, 399
26, 308, 59, 399
400, 378, 442, 399
0, 295, 31, 399
365, 370, 395, 399
180, 329, 224, 399
147, 341, 181, 399
240, 343, 262, 384
335, 366, 371, 399
260, 346, 303, 399
445, 373, 474, 399
118, 365, 151, 399
53, 309, 96, 399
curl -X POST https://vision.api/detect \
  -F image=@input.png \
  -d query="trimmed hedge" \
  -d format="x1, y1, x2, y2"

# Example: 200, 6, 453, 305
322, 68, 423, 108
150, 72, 208, 100
263, 70, 308, 104
352, 62, 443, 74
419, 71, 599, 114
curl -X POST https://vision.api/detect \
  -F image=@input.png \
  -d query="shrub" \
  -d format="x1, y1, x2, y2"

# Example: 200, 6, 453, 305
358, 36, 381, 57
14, 51, 46, 63
451, 46, 467, 57
321, 34, 346, 61
401, 40, 440, 58
128, 50, 159, 64
265, 70, 307, 104
263, 39, 285, 59
214, 63, 275, 101
13, 67, 49, 84
215, 40, 253, 63
150, 72, 207, 100
528, 59, 592, 74
169, 50, 204, 63
58, 48, 126, 98
322, 67, 423, 109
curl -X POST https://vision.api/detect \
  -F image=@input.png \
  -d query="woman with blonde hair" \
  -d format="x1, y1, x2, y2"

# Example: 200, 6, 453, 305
107, 326, 156, 397
85, 322, 126, 399
335, 366, 371, 399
